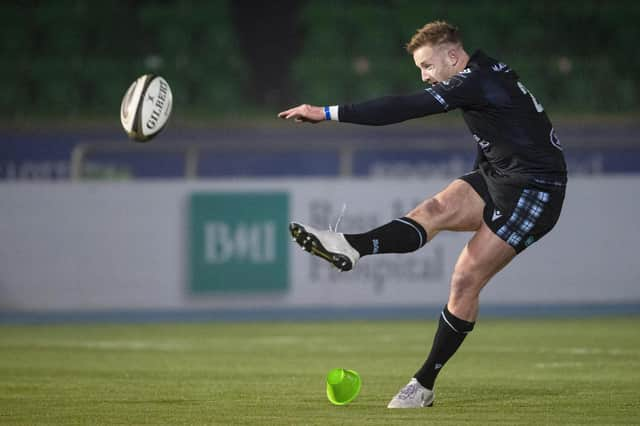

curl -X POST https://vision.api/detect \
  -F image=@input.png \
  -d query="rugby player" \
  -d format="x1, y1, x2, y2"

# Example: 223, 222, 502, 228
279, 20, 567, 408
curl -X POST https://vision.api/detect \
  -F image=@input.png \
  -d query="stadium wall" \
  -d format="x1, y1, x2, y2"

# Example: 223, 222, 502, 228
1, 178, 639, 317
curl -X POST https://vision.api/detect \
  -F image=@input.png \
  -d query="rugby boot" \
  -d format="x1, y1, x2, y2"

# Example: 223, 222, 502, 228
387, 378, 435, 408
289, 222, 360, 271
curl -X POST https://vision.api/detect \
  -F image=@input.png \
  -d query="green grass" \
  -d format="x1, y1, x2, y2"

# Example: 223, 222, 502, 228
1, 317, 639, 425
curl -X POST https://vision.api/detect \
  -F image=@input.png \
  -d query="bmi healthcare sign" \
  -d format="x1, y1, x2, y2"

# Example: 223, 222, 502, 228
188, 192, 289, 293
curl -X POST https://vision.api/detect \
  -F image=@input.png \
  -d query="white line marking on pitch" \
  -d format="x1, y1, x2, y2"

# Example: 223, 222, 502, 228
2, 339, 193, 351
469, 346, 639, 356
535, 362, 584, 369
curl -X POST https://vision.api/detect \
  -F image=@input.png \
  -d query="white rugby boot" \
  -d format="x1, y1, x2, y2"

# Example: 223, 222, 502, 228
387, 378, 435, 408
289, 222, 360, 271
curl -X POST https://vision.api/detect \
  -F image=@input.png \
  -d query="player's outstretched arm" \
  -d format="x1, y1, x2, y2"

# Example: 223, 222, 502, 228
278, 104, 325, 123
279, 92, 447, 127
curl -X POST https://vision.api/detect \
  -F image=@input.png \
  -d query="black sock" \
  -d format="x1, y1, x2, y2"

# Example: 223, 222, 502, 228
344, 217, 427, 256
414, 305, 475, 390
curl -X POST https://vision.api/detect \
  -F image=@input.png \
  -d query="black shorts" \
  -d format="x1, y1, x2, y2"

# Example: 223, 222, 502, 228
458, 171, 565, 253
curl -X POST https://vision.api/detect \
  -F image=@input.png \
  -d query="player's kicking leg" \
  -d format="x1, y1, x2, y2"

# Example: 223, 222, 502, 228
289, 179, 483, 271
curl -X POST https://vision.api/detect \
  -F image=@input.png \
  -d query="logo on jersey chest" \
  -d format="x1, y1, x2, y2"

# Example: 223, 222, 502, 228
491, 62, 510, 72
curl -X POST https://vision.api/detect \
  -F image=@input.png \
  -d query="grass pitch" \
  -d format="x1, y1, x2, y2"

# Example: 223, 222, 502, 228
1, 317, 639, 425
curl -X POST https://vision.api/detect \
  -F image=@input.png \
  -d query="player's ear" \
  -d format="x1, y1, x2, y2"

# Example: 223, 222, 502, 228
447, 48, 458, 66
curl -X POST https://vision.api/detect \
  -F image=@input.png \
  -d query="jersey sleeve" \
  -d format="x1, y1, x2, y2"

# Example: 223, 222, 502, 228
338, 91, 447, 126
425, 69, 486, 111
338, 69, 486, 125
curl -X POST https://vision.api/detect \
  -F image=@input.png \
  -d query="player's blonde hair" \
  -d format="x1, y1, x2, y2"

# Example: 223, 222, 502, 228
406, 20, 462, 53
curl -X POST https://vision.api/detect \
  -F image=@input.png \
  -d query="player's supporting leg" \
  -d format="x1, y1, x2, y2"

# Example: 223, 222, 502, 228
290, 179, 485, 271
389, 222, 516, 408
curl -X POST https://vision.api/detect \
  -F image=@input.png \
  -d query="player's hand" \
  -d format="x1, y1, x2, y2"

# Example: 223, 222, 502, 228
278, 104, 325, 123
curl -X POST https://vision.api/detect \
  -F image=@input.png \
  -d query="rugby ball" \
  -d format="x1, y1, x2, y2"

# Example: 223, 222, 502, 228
120, 74, 173, 142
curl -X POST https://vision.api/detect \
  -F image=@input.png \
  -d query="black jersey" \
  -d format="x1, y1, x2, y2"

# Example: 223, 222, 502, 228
338, 50, 567, 211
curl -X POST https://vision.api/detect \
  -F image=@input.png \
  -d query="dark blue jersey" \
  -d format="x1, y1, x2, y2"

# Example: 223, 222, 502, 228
338, 50, 567, 209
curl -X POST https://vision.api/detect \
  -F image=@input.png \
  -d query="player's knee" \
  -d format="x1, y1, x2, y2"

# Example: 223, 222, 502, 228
408, 197, 448, 222
450, 270, 482, 300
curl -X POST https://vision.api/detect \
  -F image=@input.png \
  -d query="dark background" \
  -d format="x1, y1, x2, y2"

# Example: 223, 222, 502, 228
1, 1, 638, 180
2, 0, 639, 118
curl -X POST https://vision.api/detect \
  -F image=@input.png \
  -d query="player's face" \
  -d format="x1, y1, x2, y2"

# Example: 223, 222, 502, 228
413, 44, 457, 85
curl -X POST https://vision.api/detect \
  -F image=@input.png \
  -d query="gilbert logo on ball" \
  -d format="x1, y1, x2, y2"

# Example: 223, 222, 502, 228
326, 368, 361, 406
120, 74, 173, 142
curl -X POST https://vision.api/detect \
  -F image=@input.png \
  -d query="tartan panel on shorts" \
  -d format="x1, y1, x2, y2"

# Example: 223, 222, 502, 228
496, 189, 550, 247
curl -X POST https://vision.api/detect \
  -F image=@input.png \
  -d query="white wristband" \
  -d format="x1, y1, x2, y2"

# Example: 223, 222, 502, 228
329, 105, 339, 121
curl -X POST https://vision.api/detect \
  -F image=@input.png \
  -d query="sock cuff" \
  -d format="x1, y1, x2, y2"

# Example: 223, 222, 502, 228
441, 305, 475, 334
394, 217, 428, 248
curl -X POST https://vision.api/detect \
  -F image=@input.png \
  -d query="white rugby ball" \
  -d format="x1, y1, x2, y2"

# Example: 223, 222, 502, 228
120, 74, 173, 142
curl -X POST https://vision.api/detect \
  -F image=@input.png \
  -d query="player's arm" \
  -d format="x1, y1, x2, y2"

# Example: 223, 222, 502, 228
278, 91, 447, 126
